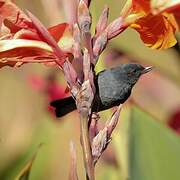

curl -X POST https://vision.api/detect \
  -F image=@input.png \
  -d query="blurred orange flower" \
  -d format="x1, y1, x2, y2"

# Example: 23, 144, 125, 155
0, 0, 73, 68
122, 0, 180, 49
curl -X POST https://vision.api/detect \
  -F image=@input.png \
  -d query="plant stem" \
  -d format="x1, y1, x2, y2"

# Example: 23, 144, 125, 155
80, 113, 95, 180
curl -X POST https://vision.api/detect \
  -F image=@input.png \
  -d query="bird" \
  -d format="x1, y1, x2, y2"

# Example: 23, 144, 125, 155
50, 63, 153, 117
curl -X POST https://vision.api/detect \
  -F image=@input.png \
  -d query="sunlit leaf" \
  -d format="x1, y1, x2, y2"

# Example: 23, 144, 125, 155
129, 106, 180, 180
114, 106, 180, 180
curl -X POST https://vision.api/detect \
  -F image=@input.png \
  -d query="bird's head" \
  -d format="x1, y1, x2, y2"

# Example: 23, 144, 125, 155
120, 63, 153, 85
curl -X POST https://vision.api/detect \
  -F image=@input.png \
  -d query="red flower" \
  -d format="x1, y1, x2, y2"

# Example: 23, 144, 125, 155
28, 72, 67, 115
0, 0, 73, 68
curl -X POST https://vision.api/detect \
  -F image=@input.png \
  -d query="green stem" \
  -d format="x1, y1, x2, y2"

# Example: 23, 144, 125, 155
80, 113, 95, 180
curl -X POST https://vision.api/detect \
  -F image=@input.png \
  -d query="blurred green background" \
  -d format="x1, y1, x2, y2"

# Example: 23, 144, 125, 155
0, 0, 180, 180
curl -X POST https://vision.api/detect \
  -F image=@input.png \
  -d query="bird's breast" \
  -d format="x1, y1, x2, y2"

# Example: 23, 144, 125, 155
96, 71, 132, 109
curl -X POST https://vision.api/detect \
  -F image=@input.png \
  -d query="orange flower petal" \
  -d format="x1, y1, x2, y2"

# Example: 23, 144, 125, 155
131, 13, 177, 49
132, 0, 151, 13
174, 11, 180, 29
124, 0, 180, 49
150, 0, 180, 14
150, 0, 180, 29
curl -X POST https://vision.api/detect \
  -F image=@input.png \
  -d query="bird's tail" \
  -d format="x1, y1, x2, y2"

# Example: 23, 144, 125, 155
50, 96, 76, 117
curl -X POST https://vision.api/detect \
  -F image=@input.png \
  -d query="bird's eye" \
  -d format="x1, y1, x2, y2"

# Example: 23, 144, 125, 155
129, 69, 136, 74
127, 69, 138, 77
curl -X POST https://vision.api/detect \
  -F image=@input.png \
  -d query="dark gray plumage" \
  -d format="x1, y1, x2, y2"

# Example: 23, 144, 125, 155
50, 63, 152, 117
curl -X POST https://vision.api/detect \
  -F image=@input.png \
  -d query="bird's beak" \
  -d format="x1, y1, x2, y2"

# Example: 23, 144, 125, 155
141, 66, 153, 74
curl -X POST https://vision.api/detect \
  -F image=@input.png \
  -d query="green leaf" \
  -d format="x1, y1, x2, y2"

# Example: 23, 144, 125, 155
14, 144, 42, 180
129, 106, 180, 180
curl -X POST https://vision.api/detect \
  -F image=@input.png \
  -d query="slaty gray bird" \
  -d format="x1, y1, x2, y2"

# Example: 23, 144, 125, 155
50, 64, 152, 117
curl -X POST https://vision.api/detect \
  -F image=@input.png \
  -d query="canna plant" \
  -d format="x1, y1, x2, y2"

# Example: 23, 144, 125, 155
0, 0, 180, 180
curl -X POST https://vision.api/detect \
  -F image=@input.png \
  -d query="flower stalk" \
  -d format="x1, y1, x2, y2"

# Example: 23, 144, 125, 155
80, 113, 95, 180
0, 0, 179, 180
